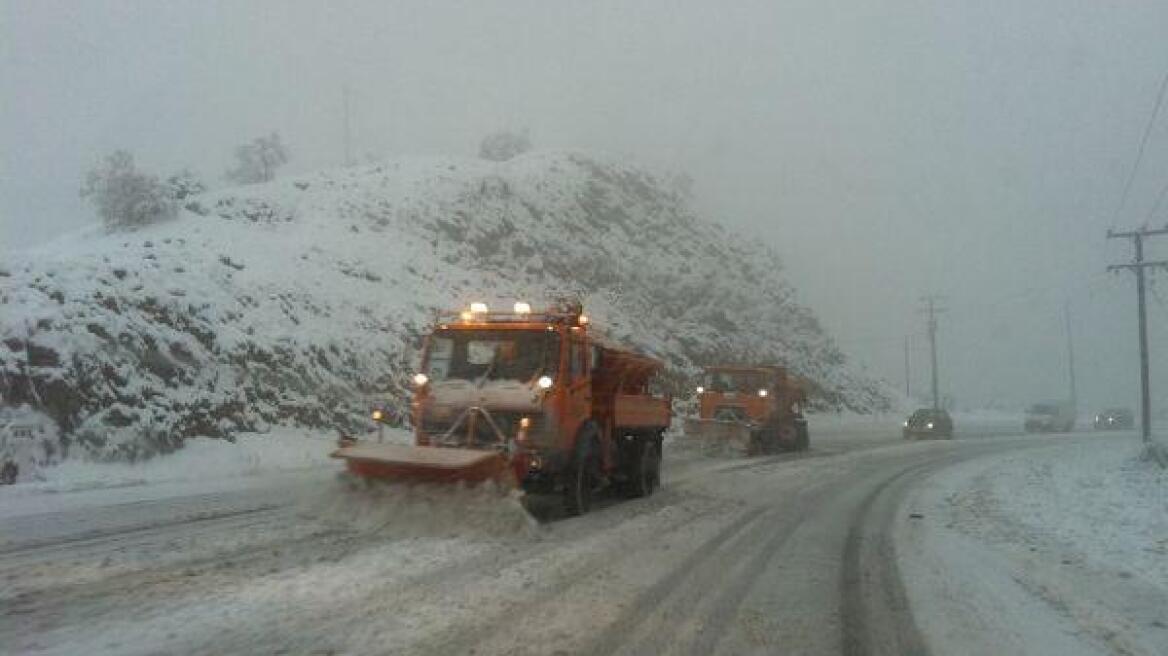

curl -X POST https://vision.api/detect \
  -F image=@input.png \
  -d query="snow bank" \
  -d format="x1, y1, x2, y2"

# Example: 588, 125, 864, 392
808, 408, 1023, 433
990, 438, 1167, 586
13, 427, 406, 494
900, 437, 1168, 655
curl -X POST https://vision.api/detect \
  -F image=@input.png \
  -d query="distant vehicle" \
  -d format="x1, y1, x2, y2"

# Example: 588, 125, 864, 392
1, 407, 55, 484
903, 408, 954, 439
1093, 407, 1134, 431
1024, 401, 1076, 433
684, 364, 809, 455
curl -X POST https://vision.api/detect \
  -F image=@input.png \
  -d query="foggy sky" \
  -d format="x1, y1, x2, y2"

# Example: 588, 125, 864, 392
3, 0, 1167, 411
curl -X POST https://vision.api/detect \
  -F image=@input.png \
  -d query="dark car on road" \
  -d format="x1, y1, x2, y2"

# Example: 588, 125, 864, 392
1093, 408, 1134, 431
903, 408, 954, 439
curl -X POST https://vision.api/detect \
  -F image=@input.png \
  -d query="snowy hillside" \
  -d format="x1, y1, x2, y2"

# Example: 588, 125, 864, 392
0, 150, 891, 458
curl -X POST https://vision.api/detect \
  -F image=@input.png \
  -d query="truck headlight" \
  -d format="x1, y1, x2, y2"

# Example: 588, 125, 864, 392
926, 422, 934, 429
696, 386, 705, 394
537, 375, 553, 389
758, 389, 768, 397
413, 373, 429, 386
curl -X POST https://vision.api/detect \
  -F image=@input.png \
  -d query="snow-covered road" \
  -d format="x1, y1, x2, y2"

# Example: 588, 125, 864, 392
2, 423, 1160, 655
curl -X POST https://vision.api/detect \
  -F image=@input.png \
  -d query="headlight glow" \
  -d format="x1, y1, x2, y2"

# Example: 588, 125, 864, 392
470, 302, 489, 313
371, 409, 383, 421
537, 375, 553, 389
926, 422, 934, 429
696, 386, 705, 394
413, 373, 429, 386
758, 389, 769, 397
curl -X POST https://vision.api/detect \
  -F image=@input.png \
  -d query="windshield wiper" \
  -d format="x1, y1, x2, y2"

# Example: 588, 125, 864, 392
475, 359, 497, 388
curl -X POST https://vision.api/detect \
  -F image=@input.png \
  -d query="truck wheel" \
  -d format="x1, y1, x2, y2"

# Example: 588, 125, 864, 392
624, 438, 660, 498
747, 430, 762, 456
1, 462, 17, 485
563, 430, 596, 516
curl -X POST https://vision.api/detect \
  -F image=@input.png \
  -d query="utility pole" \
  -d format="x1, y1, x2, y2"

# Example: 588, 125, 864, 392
921, 296, 946, 410
342, 85, 353, 167
1107, 224, 1168, 444
1064, 301, 1077, 410
904, 335, 911, 398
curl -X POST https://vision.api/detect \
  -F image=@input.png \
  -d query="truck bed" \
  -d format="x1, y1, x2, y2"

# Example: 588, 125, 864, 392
614, 393, 670, 430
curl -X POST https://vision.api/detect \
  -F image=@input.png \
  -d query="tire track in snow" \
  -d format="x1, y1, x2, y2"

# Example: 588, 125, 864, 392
840, 453, 979, 656
681, 501, 816, 654
0, 504, 281, 558
578, 506, 768, 656
402, 503, 764, 656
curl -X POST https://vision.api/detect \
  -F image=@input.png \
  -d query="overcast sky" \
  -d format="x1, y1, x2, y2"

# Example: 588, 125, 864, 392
3, 0, 1167, 410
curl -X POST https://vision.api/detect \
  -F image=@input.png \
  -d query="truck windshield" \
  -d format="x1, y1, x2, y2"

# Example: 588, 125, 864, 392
424, 329, 560, 384
703, 370, 769, 393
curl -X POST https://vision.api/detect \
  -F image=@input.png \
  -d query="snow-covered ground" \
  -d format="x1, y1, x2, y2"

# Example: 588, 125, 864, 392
5, 418, 1163, 654
899, 434, 1168, 655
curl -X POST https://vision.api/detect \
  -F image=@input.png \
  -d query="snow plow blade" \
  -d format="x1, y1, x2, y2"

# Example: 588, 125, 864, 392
682, 418, 754, 456
331, 443, 513, 487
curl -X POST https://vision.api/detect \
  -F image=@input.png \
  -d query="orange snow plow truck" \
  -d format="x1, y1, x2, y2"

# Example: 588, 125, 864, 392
684, 365, 809, 455
332, 302, 671, 515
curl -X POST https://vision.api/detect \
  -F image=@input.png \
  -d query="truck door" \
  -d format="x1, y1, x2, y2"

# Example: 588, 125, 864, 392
566, 333, 592, 444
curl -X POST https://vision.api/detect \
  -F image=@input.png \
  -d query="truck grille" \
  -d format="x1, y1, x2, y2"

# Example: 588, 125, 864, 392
422, 410, 536, 447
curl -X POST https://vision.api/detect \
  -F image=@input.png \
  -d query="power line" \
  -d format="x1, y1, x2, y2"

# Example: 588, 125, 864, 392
1111, 68, 1168, 225
1147, 175, 1168, 222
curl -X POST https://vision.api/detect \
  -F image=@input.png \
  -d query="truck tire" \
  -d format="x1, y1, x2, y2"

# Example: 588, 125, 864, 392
1, 462, 17, 485
624, 437, 660, 498
747, 430, 763, 456
563, 427, 597, 516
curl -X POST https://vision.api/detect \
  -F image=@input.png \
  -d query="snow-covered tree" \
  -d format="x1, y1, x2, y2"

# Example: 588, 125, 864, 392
80, 150, 176, 231
165, 169, 206, 201
479, 129, 531, 161
225, 132, 289, 184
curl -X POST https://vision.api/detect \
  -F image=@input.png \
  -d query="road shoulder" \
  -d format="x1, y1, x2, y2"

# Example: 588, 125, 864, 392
896, 437, 1168, 656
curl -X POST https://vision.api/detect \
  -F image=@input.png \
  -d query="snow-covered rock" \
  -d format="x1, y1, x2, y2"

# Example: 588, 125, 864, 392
0, 150, 890, 459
